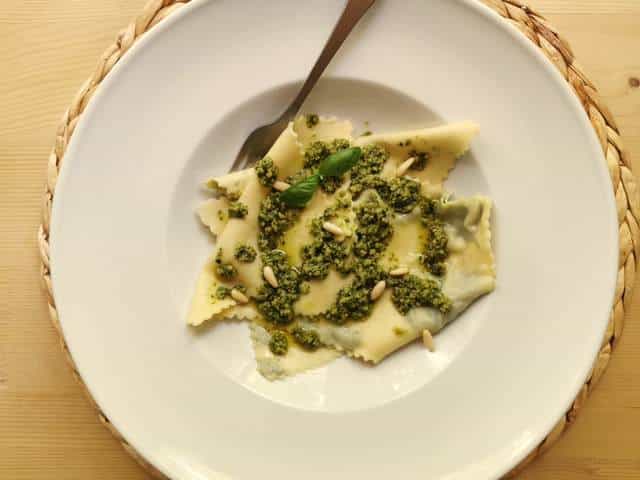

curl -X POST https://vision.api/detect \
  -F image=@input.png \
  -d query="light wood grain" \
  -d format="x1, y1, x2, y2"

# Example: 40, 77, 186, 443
1, 0, 639, 478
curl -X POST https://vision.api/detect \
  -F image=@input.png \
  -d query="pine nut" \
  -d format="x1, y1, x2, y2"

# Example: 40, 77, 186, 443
389, 267, 409, 277
263, 266, 278, 288
231, 289, 249, 304
370, 280, 386, 301
422, 329, 435, 352
396, 157, 416, 177
273, 181, 290, 192
322, 221, 345, 237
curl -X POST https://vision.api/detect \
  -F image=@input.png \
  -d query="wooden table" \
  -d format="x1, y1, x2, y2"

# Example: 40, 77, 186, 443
1, 1, 639, 478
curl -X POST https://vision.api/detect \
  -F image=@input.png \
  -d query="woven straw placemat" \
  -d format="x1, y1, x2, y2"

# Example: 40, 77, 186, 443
37, 0, 640, 478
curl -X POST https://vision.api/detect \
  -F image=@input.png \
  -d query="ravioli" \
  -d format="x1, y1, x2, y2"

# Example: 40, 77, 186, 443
250, 323, 342, 381
354, 122, 479, 185
298, 196, 495, 363
197, 198, 230, 236
187, 115, 494, 380
204, 168, 254, 198
187, 258, 236, 327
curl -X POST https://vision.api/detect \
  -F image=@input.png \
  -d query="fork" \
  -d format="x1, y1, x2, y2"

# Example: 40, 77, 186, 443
229, 0, 376, 172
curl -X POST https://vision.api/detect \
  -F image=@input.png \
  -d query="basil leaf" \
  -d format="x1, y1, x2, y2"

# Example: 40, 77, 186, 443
318, 147, 362, 178
279, 173, 320, 207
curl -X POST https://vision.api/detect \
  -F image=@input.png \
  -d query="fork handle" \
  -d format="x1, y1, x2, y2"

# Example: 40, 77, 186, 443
284, 0, 376, 118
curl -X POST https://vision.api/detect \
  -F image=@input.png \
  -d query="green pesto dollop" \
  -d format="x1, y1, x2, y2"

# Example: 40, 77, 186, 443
254, 250, 303, 325
228, 201, 248, 219
305, 113, 319, 129
353, 195, 394, 259
349, 144, 389, 198
324, 260, 386, 325
215, 284, 246, 300
319, 175, 343, 194
333, 190, 353, 210
214, 285, 229, 300
419, 198, 449, 276
351, 175, 420, 214
269, 330, 289, 355
409, 150, 430, 171
255, 156, 279, 188
382, 177, 420, 214
389, 274, 451, 315
300, 196, 353, 280
300, 218, 350, 279
325, 282, 371, 324
234, 244, 257, 263
214, 249, 237, 280
257, 192, 299, 251
226, 191, 241, 201
292, 326, 321, 351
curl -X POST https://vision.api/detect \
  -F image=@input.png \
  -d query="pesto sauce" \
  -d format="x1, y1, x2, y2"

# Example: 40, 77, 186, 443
305, 113, 320, 129
214, 285, 230, 300
214, 249, 237, 280
382, 177, 420, 214
234, 244, 257, 263
299, 194, 353, 280
303, 141, 331, 169
269, 330, 289, 355
389, 274, 451, 314
324, 259, 386, 325
420, 198, 449, 276
252, 134, 452, 340
319, 175, 343, 194
292, 326, 321, 351
353, 195, 394, 259
254, 250, 304, 325
215, 284, 246, 300
228, 201, 248, 219
352, 175, 420, 214
227, 191, 241, 202
205, 179, 240, 201
257, 192, 299, 251
349, 144, 388, 197
255, 156, 278, 188
325, 281, 372, 324
300, 218, 350, 279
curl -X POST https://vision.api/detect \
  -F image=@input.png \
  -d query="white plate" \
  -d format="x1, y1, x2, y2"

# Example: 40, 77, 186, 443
49, 0, 618, 478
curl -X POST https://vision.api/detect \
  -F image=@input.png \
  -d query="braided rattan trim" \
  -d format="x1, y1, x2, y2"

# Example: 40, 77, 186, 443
37, 0, 639, 478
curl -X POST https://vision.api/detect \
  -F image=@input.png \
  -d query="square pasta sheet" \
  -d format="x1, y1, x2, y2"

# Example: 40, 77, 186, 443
188, 116, 494, 380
